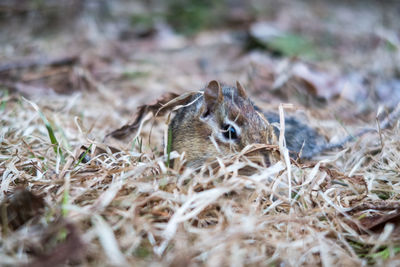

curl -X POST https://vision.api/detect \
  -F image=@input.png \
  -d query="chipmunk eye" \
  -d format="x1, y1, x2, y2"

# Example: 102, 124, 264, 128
222, 124, 238, 140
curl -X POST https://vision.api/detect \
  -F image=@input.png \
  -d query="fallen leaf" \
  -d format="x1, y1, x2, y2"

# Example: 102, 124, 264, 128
291, 63, 342, 100
106, 91, 197, 140
28, 222, 85, 267
347, 201, 400, 232
358, 209, 400, 230
0, 188, 45, 232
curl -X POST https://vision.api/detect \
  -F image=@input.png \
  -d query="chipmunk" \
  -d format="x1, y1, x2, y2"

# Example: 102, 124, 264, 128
107, 80, 397, 168
169, 80, 328, 168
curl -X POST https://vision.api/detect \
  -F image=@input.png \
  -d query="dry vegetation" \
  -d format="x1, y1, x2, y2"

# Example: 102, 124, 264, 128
1, 0, 400, 266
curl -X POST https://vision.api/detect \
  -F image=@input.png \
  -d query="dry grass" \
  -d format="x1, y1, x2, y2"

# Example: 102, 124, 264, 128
1, 84, 400, 266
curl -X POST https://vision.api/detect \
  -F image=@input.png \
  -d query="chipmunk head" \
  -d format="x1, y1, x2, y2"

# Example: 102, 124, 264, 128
170, 80, 277, 168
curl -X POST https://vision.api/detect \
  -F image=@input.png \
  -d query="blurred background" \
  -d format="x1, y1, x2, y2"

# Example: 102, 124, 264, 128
0, 0, 400, 120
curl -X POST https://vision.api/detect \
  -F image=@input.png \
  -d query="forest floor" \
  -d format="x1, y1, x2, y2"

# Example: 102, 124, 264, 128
1, 0, 400, 266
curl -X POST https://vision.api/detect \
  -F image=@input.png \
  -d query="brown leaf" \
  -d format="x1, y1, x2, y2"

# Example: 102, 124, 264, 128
348, 201, 400, 232
106, 91, 197, 140
358, 209, 400, 230
0, 188, 45, 232
351, 201, 400, 212
276, 63, 368, 107
28, 222, 86, 267
291, 63, 342, 101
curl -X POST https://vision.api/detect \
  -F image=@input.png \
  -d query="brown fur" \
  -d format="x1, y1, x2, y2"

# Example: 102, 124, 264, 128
169, 80, 278, 168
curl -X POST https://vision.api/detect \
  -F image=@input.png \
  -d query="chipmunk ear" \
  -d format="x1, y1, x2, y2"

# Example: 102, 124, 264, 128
236, 81, 248, 99
204, 80, 223, 112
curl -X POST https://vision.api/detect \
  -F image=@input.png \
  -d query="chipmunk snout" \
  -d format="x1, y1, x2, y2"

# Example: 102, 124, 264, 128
241, 125, 276, 166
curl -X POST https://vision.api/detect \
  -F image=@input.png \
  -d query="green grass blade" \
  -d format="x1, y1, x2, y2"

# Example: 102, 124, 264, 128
23, 97, 64, 161
0, 89, 8, 111
62, 173, 70, 217
74, 143, 93, 168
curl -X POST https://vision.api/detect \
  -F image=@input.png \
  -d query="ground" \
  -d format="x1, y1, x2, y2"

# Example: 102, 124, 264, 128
1, 0, 400, 266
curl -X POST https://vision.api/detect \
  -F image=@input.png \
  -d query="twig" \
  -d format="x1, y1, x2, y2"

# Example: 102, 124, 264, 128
0, 55, 78, 73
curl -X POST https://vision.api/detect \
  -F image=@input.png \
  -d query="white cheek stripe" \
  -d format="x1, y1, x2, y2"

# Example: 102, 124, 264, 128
200, 115, 241, 145
217, 118, 241, 144
224, 118, 241, 135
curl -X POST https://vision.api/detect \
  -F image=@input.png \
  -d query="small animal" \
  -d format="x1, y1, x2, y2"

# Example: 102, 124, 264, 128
169, 80, 328, 168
